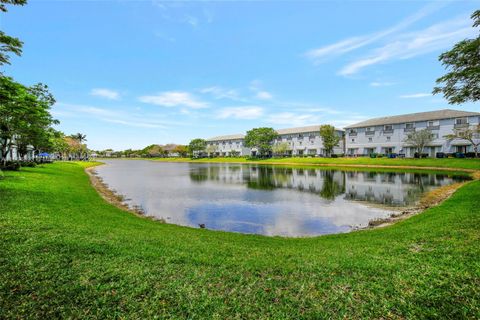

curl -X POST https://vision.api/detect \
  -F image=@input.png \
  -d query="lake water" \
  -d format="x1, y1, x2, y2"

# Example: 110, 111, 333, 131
95, 160, 468, 237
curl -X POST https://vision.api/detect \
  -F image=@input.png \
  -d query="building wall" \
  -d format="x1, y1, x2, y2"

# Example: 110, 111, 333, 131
274, 130, 344, 156
0, 138, 35, 161
206, 129, 345, 157
206, 138, 248, 156
345, 115, 480, 157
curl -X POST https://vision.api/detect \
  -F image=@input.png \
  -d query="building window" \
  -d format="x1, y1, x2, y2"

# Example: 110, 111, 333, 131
351, 139, 355, 142
384, 125, 393, 131
386, 136, 391, 141
455, 117, 467, 125
368, 137, 373, 142
405, 123, 414, 129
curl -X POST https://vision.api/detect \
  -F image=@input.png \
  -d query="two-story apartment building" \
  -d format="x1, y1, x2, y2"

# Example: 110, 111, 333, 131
205, 125, 345, 157
206, 134, 249, 156
344, 109, 480, 157
273, 125, 344, 156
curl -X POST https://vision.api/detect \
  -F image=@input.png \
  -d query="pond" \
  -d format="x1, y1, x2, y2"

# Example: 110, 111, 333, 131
95, 160, 469, 237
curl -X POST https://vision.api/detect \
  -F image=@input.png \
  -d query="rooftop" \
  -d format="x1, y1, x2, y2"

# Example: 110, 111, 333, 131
276, 125, 343, 135
206, 125, 344, 141
207, 134, 245, 141
345, 109, 480, 129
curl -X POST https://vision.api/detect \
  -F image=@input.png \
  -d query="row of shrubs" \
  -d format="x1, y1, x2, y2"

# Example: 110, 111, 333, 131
0, 159, 53, 171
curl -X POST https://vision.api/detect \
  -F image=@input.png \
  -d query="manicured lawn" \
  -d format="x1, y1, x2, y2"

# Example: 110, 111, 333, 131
148, 156, 480, 171
1, 162, 479, 318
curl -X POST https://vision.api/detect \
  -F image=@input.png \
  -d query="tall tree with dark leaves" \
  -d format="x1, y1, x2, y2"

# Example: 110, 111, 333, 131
0, 0, 27, 66
433, 10, 480, 104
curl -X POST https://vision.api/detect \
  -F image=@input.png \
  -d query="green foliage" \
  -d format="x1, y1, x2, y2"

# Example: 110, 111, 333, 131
205, 144, 218, 157
0, 77, 57, 163
0, 0, 27, 66
70, 133, 87, 144
173, 145, 188, 157
244, 127, 278, 157
433, 10, 480, 104
319, 125, 340, 157
188, 138, 207, 155
0, 162, 479, 318
404, 129, 434, 154
272, 142, 290, 156
0, 0, 27, 12
444, 124, 480, 157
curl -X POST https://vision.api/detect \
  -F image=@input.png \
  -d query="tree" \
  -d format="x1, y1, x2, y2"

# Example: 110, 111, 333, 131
50, 130, 69, 159
404, 129, 434, 157
319, 125, 340, 157
444, 124, 480, 157
188, 138, 207, 157
71, 133, 87, 144
433, 10, 480, 104
0, 77, 57, 165
0, 0, 27, 66
0, 77, 30, 164
244, 127, 278, 157
205, 144, 218, 157
272, 142, 289, 157
173, 145, 188, 157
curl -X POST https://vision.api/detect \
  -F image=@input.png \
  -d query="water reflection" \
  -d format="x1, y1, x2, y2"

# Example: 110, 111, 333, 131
95, 161, 468, 237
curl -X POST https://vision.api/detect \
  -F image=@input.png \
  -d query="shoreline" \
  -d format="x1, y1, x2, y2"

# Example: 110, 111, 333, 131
98, 157, 479, 173
85, 161, 480, 236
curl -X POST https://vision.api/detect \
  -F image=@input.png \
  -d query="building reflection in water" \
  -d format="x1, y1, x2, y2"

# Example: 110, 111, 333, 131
95, 161, 468, 237
189, 164, 463, 206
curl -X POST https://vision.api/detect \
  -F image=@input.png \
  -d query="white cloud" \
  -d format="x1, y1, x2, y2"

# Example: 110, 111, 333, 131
305, 2, 447, 63
54, 103, 182, 129
90, 88, 120, 100
217, 106, 263, 120
399, 93, 432, 98
199, 86, 240, 100
370, 81, 396, 87
255, 91, 273, 100
249, 80, 273, 100
266, 112, 320, 127
183, 15, 198, 28
339, 15, 475, 76
139, 91, 208, 108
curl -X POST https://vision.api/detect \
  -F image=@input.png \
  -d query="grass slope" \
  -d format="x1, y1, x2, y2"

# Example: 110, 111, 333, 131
149, 157, 480, 171
1, 162, 479, 319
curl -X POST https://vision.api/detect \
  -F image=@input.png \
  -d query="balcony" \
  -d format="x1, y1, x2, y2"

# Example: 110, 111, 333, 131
454, 123, 469, 129
365, 131, 375, 136
382, 129, 394, 134
348, 132, 357, 136
427, 125, 440, 130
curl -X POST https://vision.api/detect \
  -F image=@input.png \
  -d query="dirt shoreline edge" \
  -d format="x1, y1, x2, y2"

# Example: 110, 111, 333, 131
84, 161, 480, 235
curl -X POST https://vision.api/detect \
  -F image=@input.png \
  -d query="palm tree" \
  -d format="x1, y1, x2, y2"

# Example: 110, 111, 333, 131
70, 133, 87, 160
71, 133, 87, 144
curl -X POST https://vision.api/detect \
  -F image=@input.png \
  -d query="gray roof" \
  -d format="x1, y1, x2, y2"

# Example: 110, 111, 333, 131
207, 125, 344, 141
345, 109, 480, 129
276, 125, 343, 135
207, 134, 245, 142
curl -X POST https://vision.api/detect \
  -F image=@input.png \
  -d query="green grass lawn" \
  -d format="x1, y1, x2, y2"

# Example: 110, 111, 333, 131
1, 162, 479, 318
147, 156, 480, 171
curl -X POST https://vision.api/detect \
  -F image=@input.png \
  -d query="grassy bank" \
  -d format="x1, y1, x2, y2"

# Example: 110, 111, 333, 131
1, 162, 480, 318
146, 156, 480, 171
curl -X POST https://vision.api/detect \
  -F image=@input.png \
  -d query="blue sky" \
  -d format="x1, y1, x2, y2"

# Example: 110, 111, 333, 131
2, 0, 479, 150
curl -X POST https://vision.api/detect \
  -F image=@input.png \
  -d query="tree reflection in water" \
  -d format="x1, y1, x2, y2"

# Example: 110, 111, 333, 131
189, 164, 468, 206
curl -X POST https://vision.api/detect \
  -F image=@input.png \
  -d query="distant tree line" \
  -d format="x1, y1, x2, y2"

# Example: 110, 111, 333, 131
93, 144, 189, 159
